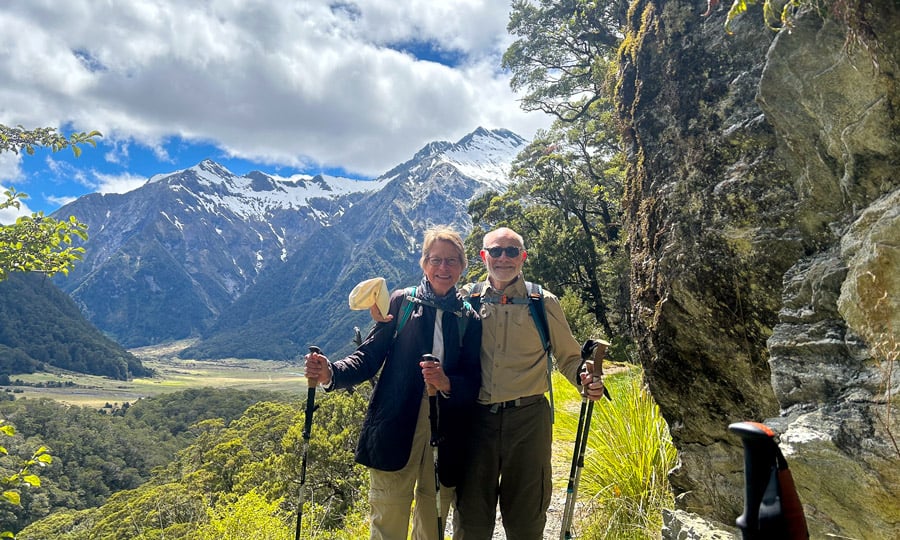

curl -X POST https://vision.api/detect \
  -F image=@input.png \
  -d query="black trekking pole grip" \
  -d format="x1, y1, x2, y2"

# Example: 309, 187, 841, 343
303, 346, 322, 438
729, 421, 777, 539
423, 353, 440, 400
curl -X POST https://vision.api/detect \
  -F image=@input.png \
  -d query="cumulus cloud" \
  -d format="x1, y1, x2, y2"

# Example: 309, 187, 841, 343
0, 0, 549, 177
0, 152, 24, 184
94, 172, 148, 195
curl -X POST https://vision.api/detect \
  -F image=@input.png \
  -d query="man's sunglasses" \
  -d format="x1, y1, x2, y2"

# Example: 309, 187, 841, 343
484, 246, 522, 258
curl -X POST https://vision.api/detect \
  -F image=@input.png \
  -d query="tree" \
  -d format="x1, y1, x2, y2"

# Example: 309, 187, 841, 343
0, 124, 100, 281
0, 124, 97, 537
1, 419, 52, 539
503, 0, 626, 121
467, 113, 630, 352
479, 0, 632, 357
16, 391, 370, 538
0, 125, 101, 158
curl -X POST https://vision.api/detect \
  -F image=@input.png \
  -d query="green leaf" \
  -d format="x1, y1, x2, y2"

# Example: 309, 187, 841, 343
23, 475, 41, 487
724, 0, 753, 34
2, 491, 20, 506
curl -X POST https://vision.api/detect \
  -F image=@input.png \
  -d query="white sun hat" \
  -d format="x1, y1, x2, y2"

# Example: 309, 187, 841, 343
348, 277, 390, 316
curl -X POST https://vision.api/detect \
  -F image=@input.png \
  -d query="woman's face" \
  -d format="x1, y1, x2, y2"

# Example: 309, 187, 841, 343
422, 239, 464, 296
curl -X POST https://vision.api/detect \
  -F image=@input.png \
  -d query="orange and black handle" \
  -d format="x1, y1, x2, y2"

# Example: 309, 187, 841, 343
729, 421, 808, 540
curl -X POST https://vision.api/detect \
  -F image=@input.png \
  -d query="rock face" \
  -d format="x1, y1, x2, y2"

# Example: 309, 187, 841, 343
617, 2, 899, 538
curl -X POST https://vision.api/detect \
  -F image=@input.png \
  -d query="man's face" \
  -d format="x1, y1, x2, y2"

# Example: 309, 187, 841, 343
480, 231, 526, 287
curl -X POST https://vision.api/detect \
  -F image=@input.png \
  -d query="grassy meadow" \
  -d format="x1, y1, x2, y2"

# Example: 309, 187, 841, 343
3, 340, 310, 408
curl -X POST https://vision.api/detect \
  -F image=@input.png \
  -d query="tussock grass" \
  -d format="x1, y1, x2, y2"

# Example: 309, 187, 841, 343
553, 366, 676, 539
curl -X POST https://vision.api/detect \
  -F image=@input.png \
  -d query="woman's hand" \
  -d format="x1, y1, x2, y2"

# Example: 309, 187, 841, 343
420, 358, 450, 394
305, 350, 333, 387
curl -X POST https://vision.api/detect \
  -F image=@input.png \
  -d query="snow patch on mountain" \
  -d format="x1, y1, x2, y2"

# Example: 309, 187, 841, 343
146, 159, 388, 220
423, 127, 526, 189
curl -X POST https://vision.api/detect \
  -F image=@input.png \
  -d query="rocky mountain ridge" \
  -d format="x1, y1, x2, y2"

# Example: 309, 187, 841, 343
50, 127, 527, 357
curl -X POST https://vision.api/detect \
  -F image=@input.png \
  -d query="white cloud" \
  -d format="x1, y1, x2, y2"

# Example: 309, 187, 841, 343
45, 157, 91, 188
94, 171, 147, 195
0, 152, 24, 184
0, 0, 550, 177
45, 194, 78, 208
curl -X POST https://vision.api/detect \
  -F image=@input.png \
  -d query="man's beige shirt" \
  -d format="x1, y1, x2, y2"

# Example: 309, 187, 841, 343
466, 275, 583, 405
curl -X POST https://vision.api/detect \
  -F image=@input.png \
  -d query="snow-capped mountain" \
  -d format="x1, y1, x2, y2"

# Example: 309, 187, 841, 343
51, 127, 527, 357
145, 160, 389, 222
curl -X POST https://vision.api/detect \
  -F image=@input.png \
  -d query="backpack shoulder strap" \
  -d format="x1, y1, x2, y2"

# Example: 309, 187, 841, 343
455, 298, 474, 347
525, 281, 557, 423
466, 281, 485, 312
525, 282, 550, 352
394, 286, 417, 338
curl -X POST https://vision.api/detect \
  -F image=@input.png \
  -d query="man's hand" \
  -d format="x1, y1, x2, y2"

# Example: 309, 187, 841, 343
305, 350, 333, 387
580, 361, 607, 401
579, 338, 611, 401
370, 304, 393, 323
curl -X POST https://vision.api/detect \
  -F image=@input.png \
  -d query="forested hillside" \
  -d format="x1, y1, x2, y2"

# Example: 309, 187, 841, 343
0, 388, 285, 534
13, 388, 369, 539
0, 273, 151, 379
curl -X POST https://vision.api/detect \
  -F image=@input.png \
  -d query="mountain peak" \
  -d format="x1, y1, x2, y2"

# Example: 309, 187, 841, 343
49, 126, 528, 357
195, 159, 233, 178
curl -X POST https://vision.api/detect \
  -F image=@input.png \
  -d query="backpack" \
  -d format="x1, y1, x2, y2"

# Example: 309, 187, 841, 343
466, 281, 557, 422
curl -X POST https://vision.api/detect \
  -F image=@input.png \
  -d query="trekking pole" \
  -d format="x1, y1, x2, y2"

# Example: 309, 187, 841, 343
560, 339, 611, 540
296, 345, 322, 540
729, 421, 808, 540
422, 353, 444, 539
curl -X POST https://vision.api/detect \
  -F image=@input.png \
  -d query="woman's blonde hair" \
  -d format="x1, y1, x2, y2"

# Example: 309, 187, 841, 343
420, 225, 468, 271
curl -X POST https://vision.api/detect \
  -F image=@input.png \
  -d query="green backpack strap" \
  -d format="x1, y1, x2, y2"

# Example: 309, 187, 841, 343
394, 286, 418, 339
525, 282, 550, 352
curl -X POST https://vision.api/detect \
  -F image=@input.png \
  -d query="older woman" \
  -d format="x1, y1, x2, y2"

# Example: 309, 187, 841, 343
305, 225, 481, 540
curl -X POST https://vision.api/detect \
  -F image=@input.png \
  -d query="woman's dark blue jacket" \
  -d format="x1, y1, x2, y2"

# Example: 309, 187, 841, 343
327, 286, 481, 485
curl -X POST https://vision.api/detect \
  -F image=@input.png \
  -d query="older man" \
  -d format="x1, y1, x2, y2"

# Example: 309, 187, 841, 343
453, 226, 607, 540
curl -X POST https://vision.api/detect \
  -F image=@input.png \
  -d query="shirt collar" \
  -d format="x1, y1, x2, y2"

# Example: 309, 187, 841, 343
485, 274, 525, 296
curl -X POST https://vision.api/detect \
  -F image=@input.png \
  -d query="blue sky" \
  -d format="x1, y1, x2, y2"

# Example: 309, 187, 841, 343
1, 1, 551, 221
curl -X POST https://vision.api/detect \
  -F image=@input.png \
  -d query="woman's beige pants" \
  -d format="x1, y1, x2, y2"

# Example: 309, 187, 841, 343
368, 392, 453, 540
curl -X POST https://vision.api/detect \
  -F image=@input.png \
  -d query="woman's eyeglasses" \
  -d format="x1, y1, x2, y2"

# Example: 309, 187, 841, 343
483, 246, 521, 258
426, 257, 461, 267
